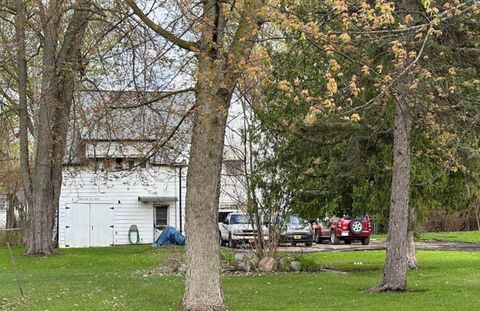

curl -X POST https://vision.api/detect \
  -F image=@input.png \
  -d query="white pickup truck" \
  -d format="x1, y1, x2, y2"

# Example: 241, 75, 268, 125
219, 212, 262, 248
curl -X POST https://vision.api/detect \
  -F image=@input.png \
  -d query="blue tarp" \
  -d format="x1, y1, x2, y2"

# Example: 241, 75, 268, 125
153, 226, 186, 246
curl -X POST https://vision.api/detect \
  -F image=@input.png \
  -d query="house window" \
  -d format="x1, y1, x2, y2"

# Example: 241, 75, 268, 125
115, 158, 123, 170
155, 205, 169, 229
103, 158, 112, 171
128, 160, 135, 169
94, 158, 102, 172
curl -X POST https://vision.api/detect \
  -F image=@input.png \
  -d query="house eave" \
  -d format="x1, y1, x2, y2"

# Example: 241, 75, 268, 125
138, 196, 178, 203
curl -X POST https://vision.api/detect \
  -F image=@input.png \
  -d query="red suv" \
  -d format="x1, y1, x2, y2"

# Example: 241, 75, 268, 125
313, 215, 372, 245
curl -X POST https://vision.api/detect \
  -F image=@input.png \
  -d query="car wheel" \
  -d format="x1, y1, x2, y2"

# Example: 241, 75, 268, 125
361, 237, 370, 245
305, 242, 312, 247
349, 219, 363, 235
330, 231, 339, 245
219, 232, 225, 247
229, 235, 236, 248
291, 242, 297, 247
344, 240, 352, 245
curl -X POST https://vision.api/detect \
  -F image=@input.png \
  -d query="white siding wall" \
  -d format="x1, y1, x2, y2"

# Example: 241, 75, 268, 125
59, 163, 242, 248
220, 173, 246, 209
59, 165, 186, 247
0, 211, 5, 229
0, 196, 6, 228
221, 95, 248, 209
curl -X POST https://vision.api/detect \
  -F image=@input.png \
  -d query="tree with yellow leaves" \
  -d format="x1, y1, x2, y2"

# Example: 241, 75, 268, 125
256, 0, 479, 292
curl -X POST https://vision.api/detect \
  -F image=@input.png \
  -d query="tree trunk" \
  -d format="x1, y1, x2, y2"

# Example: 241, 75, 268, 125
243, 101, 267, 259
6, 192, 16, 243
25, 99, 57, 255
473, 198, 480, 231
25, 88, 56, 254
16, 0, 55, 255
25, 91, 73, 254
124, 0, 263, 308
251, 202, 266, 259
180, 87, 230, 311
174, 1, 261, 309
15, 0, 33, 213
6, 193, 16, 229
24, 0, 91, 256
407, 207, 418, 269
374, 94, 411, 292
476, 204, 480, 231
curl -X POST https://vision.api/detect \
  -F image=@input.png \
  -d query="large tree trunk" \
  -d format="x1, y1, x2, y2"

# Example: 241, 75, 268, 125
24, 0, 91, 256
15, 0, 33, 212
180, 87, 230, 310
374, 94, 411, 292
25, 91, 75, 254
374, 0, 419, 289
124, 0, 263, 308
407, 207, 418, 269
178, 1, 262, 309
26, 83, 60, 254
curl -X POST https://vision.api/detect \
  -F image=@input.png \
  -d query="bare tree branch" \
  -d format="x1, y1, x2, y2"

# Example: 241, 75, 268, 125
125, 0, 199, 52
108, 87, 196, 109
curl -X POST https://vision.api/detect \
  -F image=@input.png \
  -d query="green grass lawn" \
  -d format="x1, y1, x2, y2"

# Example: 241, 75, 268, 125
1, 245, 480, 311
371, 230, 480, 243
370, 234, 387, 241
419, 230, 480, 243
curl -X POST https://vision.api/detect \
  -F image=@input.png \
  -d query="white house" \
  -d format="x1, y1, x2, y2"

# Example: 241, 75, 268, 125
0, 196, 6, 229
58, 90, 247, 248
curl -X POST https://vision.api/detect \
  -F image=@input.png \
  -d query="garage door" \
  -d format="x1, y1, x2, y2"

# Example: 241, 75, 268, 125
64, 203, 114, 247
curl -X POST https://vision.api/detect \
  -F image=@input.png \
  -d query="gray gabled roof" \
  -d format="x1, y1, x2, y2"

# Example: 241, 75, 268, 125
65, 89, 194, 165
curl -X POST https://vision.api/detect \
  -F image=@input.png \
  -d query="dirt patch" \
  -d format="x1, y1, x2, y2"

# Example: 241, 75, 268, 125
416, 241, 480, 252
270, 240, 480, 253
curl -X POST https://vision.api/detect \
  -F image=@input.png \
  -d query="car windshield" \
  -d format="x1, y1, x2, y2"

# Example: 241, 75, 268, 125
218, 212, 232, 223
287, 215, 303, 225
230, 214, 250, 224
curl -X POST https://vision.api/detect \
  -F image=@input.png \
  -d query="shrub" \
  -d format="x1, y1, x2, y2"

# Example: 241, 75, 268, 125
297, 256, 320, 272
220, 249, 236, 265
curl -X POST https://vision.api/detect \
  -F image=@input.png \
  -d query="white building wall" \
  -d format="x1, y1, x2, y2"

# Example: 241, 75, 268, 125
220, 94, 249, 210
0, 211, 5, 229
220, 173, 246, 209
0, 196, 6, 229
59, 165, 186, 248
58, 90, 249, 248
